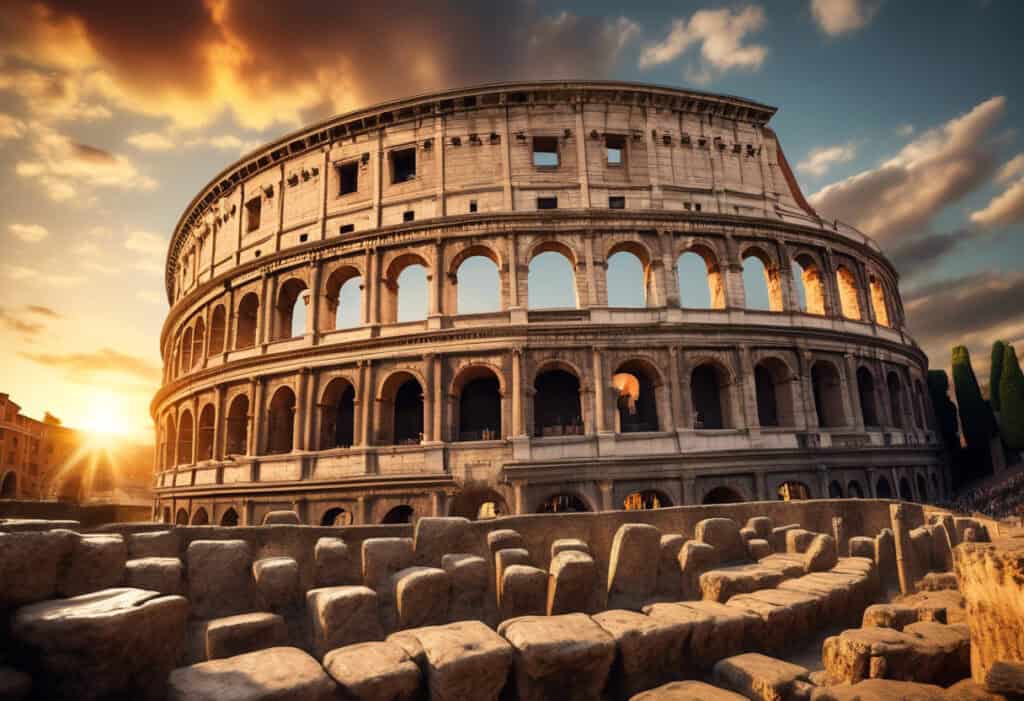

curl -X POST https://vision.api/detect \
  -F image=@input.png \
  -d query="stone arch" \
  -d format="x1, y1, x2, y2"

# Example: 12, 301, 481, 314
536, 491, 592, 513
192, 317, 206, 368
828, 480, 844, 498
381, 504, 414, 524
931, 472, 940, 499
835, 265, 863, 320
209, 304, 227, 355
876, 476, 893, 499
163, 414, 177, 469
196, 403, 215, 461
912, 379, 926, 429
267, 386, 296, 454
755, 357, 795, 427
792, 253, 826, 315
690, 361, 732, 429
175, 508, 189, 525
383, 253, 430, 324
887, 370, 905, 429
702, 485, 744, 504
607, 239, 654, 308
220, 507, 239, 526
274, 277, 308, 340
741, 245, 783, 311
448, 244, 503, 315
191, 506, 210, 525
533, 362, 583, 437
448, 487, 510, 520
613, 357, 664, 433
452, 364, 503, 442
811, 359, 846, 428
322, 264, 363, 331
622, 489, 672, 510
899, 476, 914, 501
319, 377, 356, 450
0, 471, 16, 498
857, 366, 880, 427
177, 408, 194, 466
235, 292, 260, 349
847, 480, 865, 498
528, 240, 579, 309
778, 481, 812, 500
377, 370, 425, 445
180, 326, 193, 374
916, 473, 929, 503
225, 394, 249, 455
869, 273, 890, 326
322, 506, 353, 526
676, 243, 725, 309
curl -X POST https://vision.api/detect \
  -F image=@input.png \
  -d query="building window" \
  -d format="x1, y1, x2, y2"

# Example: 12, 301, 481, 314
390, 147, 416, 183
339, 224, 355, 234
605, 135, 625, 166
402, 210, 415, 222
338, 161, 358, 195
609, 196, 625, 209
245, 197, 261, 232
537, 196, 558, 210
532, 136, 559, 167
469, 200, 478, 213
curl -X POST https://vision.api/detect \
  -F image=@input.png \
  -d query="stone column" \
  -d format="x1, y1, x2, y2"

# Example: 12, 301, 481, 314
890, 503, 916, 595
511, 347, 524, 437
592, 347, 607, 433
432, 354, 443, 442
583, 233, 599, 308
507, 234, 520, 308
213, 383, 225, 460
599, 480, 614, 511
660, 230, 680, 308
294, 369, 308, 451
739, 345, 759, 430
574, 103, 591, 208
356, 495, 370, 525
423, 354, 435, 442
682, 474, 697, 505
832, 516, 847, 558
307, 260, 322, 342
359, 361, 374, 446
303, 369, 317, 452
512, 480, 527, 515
429, 240, 444, 319
756, 470, 768, 501
242, 498, 254, 526
668, 346, 684, 430
845, 353, 865, 432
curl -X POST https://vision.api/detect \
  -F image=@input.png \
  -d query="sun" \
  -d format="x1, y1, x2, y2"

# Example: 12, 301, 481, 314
79, 392, 129, 437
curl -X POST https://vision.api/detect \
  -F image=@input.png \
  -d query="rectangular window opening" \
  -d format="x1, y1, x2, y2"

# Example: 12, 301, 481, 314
537, 196, 558, 210
390, 147, 416, 183
403, 210, 415, 222
605, 135, 626, 166
245, 197, 261, 232
339, 224, 355, 234
609, 196, 625, 209
532, 136, 559, 168
338, 161, 358, 195
469, 200, 478, 213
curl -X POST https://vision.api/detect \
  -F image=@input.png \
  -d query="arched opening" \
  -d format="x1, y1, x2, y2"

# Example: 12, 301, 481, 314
623, 490, 671, 510
236, 293, 259, 349
209, 305, 226, 355
225, 395, 249, 456
267, 386, 296, 454
319, 379, 356, 450
916, 474, 928, 503
836, 265, 862, 320
455, 253, 501, 314
829, 480, 844, 498
456, 367, 502, 442
899, 477, 914, 501
792, 255, 826, 315
477, 501, 501, 519
537, 493, 589, 513
778, 481, 811, 500
322, 507, 353, 526
533, 367, 582, 437
702, 486, 744, 504
175, 508, 189, 525
614, 360, 660, 433
607, 248, 647, 308
691, 362, 731, 429
192, 318, 206, 368
447, 489, 510, 521
755, 359, 794, 427
857, 367, 879, 427
912, 380, 926, 429
931, 473, 940, 498
677, 247, 725, 309
220, 508, 239, 526
742, 252, 782, 311
869, 275, 890, 326
180, 327, 193, 373
848, 480, 865, 498
383, 255, 429, 323
191, 507, 210, 525
0, 472, 16, 498
177, 410, 194, 466
529, 247, 577, 309
381, 505, 414, 524
323, 266, 362, 330
876, 477, 893, 499
393, 380, 424, 445
887, 371, 904, 428
163, 415, 177, 469
274, 278, 308, 340
811, 360, 846, 428
196, 404, 215, 461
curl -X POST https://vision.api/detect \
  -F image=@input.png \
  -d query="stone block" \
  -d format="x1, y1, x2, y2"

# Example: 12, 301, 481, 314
551, 538, 591, 558
695, 518, 746, 564
500, 565, 546, 620
547, 549, 597, 615
655, 534, 686, 599
498, 613, 615, 701
747, 539, 772, 561
607, 523, 662, 610
12, 588, 188, 701
757, 553, 808, 579
910, 527, 933, 574
700, 564, 783, 603
323, 641, 421, 701
809, 679, 945, 700
678, 540, 718, 600
127, 529, 179, 559
736, 588, 819, 644
821, 625, 967, 686
875, 528, 897, 588
253, 556, 301, 611
944, 679, 1007, 701
954, 518, 988, 543
805, 533, 838, 572
593, 609, 690, 699
187, 539, 256, 619
362, 537, 414, 601
904, 621, 971, 686
442, 553, 487, 621
413, 517, 470, 566
125, 556, 183, 595
262, 510, 301, 525
487, 529, 524, 554
495, 548, 532, 600
315, 537, 358, 587
409, 620, 512, 701
0, 530, 73, 607
205, 612, 288, 660
393, 566, 449, 629
59, 533, 127, 597
862, 604, 917, 630
712, 653, 812, 701
785, 528, 817, 554
848, 536, 875, 559
778, 574, 851, 625
168, 646, 336, 701
916, 571, 958, 591
746, 517, 774, 541
644, 600, 757, 672
740, 526, 758, 543
307, 585, 383, 658
984, 660, 1024, 698
771, 524, 801, 552
926, 523, 954, 572
630, 680, 749, 700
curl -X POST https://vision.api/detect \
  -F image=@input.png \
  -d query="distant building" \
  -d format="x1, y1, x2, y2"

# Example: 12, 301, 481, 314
0, 394, 79, 499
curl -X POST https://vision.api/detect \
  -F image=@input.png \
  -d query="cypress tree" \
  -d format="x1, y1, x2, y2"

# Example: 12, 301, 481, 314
952, 345, 995, 480
997, 343, 1024, 451
990, 340, 1006, 412
928, 369, 965, 486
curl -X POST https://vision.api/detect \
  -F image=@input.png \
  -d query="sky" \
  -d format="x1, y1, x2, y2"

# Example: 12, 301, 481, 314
0, 0, 1022, 442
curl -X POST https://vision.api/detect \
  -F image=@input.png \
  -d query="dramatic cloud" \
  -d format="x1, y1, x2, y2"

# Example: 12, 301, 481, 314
810, 0, 881, 36
797, 143, 856, 176
0, 1, 639, 131
0, 62, 112, 122
8, 223, 49, 243
970, 178, 1024, 228
0, 112, 26, 140
639, 6, 767, 80
126, 131, 175, 151
809, 96, 1006, 244
19, 347, 162, 385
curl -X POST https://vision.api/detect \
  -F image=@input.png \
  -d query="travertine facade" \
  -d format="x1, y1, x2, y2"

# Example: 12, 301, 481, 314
152, 81, 945, 526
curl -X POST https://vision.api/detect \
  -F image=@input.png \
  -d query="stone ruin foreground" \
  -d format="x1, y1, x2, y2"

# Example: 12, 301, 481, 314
1, 499, 1022, 700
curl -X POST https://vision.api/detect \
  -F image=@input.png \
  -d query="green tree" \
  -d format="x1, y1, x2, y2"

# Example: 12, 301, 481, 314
952, 345, 996, 480
990, 340, 1006, 412
928, 369, 965, 486
997, 343, 1024, 451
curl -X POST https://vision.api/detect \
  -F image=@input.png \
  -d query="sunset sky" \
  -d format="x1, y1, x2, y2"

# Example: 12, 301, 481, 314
0, 0, 1021, 442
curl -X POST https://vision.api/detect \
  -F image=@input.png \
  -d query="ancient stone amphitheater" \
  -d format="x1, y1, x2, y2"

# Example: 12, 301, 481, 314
152, 81, 945, 528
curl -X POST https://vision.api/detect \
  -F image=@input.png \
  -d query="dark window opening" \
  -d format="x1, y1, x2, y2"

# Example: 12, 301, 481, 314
381, 505, 414, 524
321, 384, 355, 449
614, 368, 659, 433
857, 368, 879, 427
245, 197, 261, 232
390, 147, 416, 183
755, 365, 779, 427
605, 135, 626, 166
702, 486, 743, 504
469, 200, 478, 213
609, 196, 625, 209
339, 224, 355, 234
538, 494, 588, 513
338, 161, 358, 195
537, 196, 558, 210
299, 233, 308, 243
403, 210, 415, 222
691, 364, 725, 429
534, 369, 582, 437
394, 379, 424, 445
532, 136, 559, 167
458, 378, 501, 441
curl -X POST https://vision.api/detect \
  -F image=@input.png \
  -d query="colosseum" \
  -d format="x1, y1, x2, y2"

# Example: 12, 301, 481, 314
152, 80, 946, 528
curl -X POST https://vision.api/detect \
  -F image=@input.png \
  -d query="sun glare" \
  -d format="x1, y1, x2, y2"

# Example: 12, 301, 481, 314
80, 392, 129, 437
